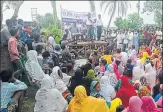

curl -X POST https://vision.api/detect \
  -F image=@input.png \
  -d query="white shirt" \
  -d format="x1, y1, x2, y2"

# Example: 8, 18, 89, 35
96, 19, 103, 26
120, 52, 128, 65
48, 36, 56, 46
156, 31, 162, 39
117, 34, 123, 44
123, 34, 129, 44
85, 18, 93, 26
129, 32, 133, 41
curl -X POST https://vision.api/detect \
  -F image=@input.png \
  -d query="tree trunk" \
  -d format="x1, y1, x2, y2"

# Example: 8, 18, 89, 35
1, 1, 4, 28
89, 1, 96, 12
138, 1, 140, 17
51, 1, 58, 28
12, 5, 21, 19
11, 1, 24, 19
107, 3, 116, 30
118, 2, 119, 17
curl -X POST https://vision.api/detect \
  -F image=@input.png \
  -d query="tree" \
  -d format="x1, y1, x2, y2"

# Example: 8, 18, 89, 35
114, 17, 124, 29
143, 1, 162, 27
50, 1, 58, 28
100, 1, 130, 29
36, 13, 62, 30
4, 1, 24, 19
114, 13, 143, 30
127, 13, 143, 29
136, 1, 140, 17
89, 1, 96, 12
36, 13, 54, 28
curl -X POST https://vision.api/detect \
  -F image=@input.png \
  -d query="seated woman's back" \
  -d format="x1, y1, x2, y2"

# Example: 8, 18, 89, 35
67, 86, 109, 112
34, 76, 67, 112
25, 50, 45, 81
116, 75, 137, 107
68, 68, 92, 96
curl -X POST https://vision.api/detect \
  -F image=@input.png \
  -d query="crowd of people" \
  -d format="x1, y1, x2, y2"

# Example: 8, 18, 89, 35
114, 27, 162, 52
0, 17, 163, 112
62, 13, 103, 41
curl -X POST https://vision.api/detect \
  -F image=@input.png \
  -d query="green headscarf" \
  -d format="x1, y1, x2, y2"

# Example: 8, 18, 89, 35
86, 69, 100, 81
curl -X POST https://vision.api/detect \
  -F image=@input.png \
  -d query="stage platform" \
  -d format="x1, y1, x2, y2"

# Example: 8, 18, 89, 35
68, 41, 108, 56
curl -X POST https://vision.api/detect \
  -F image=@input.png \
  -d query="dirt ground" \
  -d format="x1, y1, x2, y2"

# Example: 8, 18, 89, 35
22, 86, 38, 112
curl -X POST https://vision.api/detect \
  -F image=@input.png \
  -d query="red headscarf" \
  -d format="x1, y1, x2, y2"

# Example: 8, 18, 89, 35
116, 76, 137, 107
112, 61, 121, 80
145, 47, 152, 56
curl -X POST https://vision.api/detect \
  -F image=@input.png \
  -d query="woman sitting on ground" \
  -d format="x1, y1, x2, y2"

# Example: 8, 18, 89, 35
50, 66, 72, 103
122, 96, 143, 112
25, 50, 45, 84
116, 73, 137, 108
103, 64, 118, 87
134, 76, 151, 98
86, 69, 100, 81
34, 75, 67, 112
141, 96, 162, 112
68, 68, 92, 96
67, 85, 110, 112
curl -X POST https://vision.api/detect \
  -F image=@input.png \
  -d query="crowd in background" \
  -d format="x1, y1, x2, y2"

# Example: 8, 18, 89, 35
0, 17, 163, 112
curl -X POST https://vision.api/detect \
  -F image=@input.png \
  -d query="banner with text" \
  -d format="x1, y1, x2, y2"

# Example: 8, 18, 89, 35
61, 8, 96, 23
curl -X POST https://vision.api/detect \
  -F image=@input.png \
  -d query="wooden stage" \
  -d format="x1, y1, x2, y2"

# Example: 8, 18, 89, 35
68, 41, 108, 56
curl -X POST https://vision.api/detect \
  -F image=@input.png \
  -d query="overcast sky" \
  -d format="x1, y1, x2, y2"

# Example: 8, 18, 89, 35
3, 1, 155, 27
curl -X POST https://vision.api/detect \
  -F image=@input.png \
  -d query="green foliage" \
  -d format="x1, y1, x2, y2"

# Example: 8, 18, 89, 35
143, 1, 162, 27
36, 13, 54, 28
114, 17, 124, 29
114, 13, 143, 29
36, 12, 62, 44
127, 13, 143, 29
48, 24, 62, 44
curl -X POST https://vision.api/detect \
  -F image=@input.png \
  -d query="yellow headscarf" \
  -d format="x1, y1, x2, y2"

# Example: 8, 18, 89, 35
67, 86, 110, 112
141, 52, 149, 63
153, 48, 159, 55
109, 98, 122, 112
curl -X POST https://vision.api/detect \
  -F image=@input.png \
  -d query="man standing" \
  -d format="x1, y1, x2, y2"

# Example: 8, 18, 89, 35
117, 31, 123, 50
132, 31, 139, 52
70, 23, 79, 41
96, 14, 103, 40
85, 13, 94, 41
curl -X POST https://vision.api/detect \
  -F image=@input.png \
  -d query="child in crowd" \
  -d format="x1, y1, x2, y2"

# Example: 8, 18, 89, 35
154, 84, 163, 102
36, 45, 44, 67
0, 70, 27, 112
8, 27, 29, 85
156, 84, 163, 108
101, 50, 112, 64
116, 105, 124, 112
126, 59, 134, 70
99, 58, 106, 73
81, 58, 93, 77
42, 51, 53, 74
90, 81, 104, 99
135, 76, 151, 98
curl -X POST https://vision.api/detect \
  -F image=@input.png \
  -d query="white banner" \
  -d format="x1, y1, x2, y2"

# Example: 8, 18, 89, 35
61, 8, 96, 23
